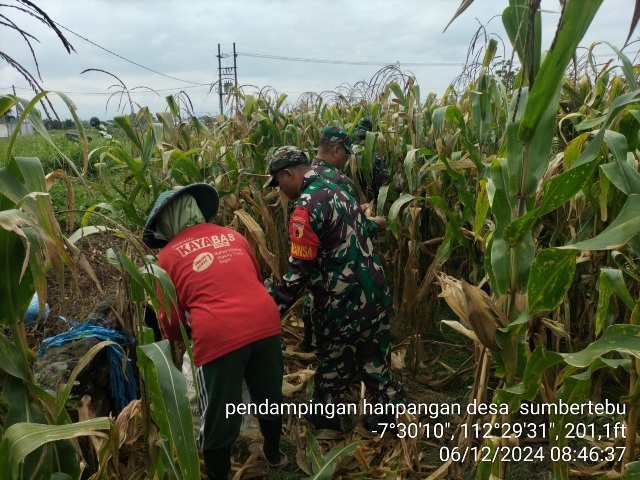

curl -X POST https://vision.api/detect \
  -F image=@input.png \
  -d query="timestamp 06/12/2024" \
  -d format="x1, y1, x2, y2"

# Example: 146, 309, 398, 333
438, 445, 626, 463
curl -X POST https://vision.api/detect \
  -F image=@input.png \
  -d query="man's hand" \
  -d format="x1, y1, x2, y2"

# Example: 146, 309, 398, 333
263, 276, 275, 293
372, 216, 387, 230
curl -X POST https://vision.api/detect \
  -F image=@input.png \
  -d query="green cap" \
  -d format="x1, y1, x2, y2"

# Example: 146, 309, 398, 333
265, 146, 310, 187
142, 183, 219, 248
320, 126, 354, 154
354, 117, 373, 138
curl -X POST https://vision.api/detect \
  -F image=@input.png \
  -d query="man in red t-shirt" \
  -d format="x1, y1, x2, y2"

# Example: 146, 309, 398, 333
142, 183, 287, 479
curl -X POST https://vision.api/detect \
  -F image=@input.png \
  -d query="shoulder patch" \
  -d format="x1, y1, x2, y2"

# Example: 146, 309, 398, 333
289, 206, 319, 260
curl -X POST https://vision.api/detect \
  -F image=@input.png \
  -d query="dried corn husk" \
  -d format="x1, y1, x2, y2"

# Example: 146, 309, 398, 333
363, 201, 375, 218
391, 347, 407, 370
437, 273, 508, 351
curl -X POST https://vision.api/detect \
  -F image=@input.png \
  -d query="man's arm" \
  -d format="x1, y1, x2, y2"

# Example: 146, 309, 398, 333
272, 205, 321, 315
272, 257, 316, 315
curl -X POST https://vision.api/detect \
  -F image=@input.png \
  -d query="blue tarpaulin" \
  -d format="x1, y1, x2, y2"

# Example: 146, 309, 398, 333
38, 317, 138, 412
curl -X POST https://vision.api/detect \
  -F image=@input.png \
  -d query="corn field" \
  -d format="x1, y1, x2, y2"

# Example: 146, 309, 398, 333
2, 0, 640, 479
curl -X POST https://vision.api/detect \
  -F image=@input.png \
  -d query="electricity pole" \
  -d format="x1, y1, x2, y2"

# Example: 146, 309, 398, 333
217, 43, 238, 118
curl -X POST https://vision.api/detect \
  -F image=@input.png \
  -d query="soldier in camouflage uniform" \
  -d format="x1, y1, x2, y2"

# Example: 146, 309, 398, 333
265, 146, 405, 431
312, 126, 387, 232
352, 117, 391, 203
298, 126, 387, 353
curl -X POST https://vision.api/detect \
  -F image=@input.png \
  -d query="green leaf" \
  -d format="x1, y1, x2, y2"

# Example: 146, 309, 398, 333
595, 268, 636, 337
471, 69, 493, 145
113, 115, 142, 150
376, 185, 389, 217
488, 158, 513, 295
550, 371, 590, 480
496, 346, 564, 411
613, 461, 640, 479
601, 130, 640, 195
518, 0, 604, 142
304, 432, 365, 480
594, 269, 616, 338
67, 226, 113, 246
502, 2, 540, 78
107, 247, 149, 303
402, 148, 418, 194
0, 336, 32, 381
561, 194, 640, 250
0, 419, 110, 480
600, 161, 640, 196
137, 340, 200, 480
387, 194, 414, 239
0, 95, 17, 117
528, 249, 576, 314
305, 432, 325, 475
473, 178, 489, 236
562, 324, 640, 368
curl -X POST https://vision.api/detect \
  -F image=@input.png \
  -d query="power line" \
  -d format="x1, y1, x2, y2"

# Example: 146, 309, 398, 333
238, 51, 465, 67
53, 21, 208, 85
8, 84, 212, 96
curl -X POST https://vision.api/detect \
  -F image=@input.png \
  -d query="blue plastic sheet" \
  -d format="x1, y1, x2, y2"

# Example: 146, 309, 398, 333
38, 317, 138, 412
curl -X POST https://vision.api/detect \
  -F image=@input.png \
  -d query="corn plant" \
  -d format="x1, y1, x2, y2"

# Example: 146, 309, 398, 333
431, 0, 640, 478
0, 154, 112, 479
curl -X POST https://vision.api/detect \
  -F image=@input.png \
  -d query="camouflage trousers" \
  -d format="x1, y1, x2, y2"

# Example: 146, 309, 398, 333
312, 311, 405, 406
300, 295, 314, 347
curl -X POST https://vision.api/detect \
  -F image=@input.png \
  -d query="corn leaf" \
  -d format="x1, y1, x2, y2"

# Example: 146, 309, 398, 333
528, 249, 577, 315
549, 371, 590, 480
563, 325, 640, 368
600, 130, 640, 195
0, 418, 110, 480
304, 431, 365, 480
496, 345, 564, 412
561, 194, 640, 250
518, 0, 604, 142
388, 194, 414, 239
137, 340, 200, 480
113, 115, 142, 150
502, 1, 541, 79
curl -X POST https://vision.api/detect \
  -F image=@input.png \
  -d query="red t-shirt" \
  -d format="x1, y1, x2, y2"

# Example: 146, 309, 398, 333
156, 223, 281, 366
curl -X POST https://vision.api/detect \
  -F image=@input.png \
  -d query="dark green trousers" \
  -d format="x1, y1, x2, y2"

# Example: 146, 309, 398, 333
198, 335, 283, 479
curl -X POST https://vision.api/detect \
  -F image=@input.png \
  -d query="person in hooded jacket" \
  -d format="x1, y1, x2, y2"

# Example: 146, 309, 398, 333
142, 183, 287, 479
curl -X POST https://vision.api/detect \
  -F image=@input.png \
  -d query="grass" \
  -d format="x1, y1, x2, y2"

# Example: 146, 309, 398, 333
1, 131, 122, 231
0, 129, 112, 172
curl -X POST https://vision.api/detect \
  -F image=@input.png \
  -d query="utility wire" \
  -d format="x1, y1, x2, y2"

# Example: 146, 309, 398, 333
7, 84, 212, 95
53, 21, 208, 85
238, 51, 465, 67
42, 22, 467, 82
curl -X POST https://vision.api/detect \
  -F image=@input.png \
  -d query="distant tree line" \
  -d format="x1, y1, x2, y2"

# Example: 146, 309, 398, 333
43, 119, 77, 130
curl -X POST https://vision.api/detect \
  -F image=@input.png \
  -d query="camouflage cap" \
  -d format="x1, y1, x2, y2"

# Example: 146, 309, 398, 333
319, 126, 354, 154
265, 146, 310, 187
354, 117, 373, 137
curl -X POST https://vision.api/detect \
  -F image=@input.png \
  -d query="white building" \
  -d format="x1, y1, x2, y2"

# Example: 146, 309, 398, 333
0, 120, 35, 138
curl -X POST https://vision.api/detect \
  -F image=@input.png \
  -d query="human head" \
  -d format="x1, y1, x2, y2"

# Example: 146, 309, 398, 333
354, 117, 373, 141
318, 126, 353, 169
265, 146, 311, 199
142, 183, 219, 248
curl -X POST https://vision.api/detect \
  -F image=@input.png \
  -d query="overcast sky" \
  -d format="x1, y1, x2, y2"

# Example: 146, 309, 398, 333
1, 0, 634, 121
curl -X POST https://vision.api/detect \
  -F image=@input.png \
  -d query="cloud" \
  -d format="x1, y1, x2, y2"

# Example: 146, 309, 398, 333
2, 0, 635, 120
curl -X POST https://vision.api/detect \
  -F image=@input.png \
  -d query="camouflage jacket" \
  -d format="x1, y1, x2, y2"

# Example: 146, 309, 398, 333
272, 170, 393, 330
353, 148, 391, 202
311, 158, 379, 240
311, 158, 357, 199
